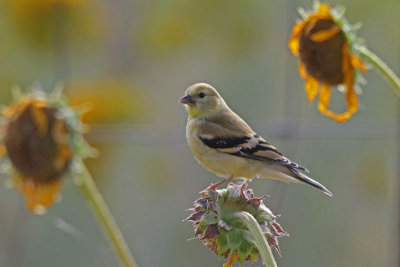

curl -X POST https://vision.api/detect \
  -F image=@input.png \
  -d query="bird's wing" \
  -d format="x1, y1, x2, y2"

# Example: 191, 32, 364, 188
199, 130, 308, 172
197, 111, 308, 172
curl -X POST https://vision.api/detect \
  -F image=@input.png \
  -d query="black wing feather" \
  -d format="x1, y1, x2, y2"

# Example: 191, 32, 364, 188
199, 136, 251, 149
199, 134, 308, 172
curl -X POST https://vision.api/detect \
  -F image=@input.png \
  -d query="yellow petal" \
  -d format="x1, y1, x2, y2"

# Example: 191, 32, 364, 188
0, 144, 6, 157
346, 87, 358, 115
317, 84, 331, 113
223, 254, 240, 267
324, 110, 352, 122
298, 62, 307, 79
310, 25, 341, 42
318, 84, 358, 123
344, 72, 358, 115
303, 20, 317, 37
320, 60, 359, 122
2, 100, 29, 120
54, 144, 73, 171
52, 119, 69, 143
14, 176, 62, 215
289, 22, 308, 55
350, 55, 368, 73
30, 105, 48, 136
343, 48, 358, 116
305, 76, 320, 103
317, 4, 332, 19
289, 37, 300, 55
291, 20, 308, 37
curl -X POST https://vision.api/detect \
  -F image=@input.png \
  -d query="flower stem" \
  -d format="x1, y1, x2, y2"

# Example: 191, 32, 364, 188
355, 45, 400, 97
75, 159, 138, 267
235, 211, 277, 267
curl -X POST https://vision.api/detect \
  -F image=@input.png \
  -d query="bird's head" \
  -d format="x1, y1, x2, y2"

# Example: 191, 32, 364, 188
180, 83, 226, 118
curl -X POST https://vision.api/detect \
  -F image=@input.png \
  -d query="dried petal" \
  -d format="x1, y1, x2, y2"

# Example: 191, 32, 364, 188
270, 221, 289, 237
185, 211, 207, 222
267, 237, 282, 256
203, 224, 219, 239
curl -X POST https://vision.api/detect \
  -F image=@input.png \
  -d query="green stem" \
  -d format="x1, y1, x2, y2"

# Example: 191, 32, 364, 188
354, 45, 400, 97
235, 211, 277, 267
75, 160, 138, 267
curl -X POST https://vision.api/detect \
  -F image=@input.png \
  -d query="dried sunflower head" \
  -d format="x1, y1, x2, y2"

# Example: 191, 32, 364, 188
0, 86, 94, 214
186, 183, 288, 266
289, 2, 368, 122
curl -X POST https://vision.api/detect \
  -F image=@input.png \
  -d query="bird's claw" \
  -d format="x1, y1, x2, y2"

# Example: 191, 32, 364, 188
203, 175, 233, 192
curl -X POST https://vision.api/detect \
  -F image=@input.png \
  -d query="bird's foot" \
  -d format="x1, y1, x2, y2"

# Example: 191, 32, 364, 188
204, 175, 233, 192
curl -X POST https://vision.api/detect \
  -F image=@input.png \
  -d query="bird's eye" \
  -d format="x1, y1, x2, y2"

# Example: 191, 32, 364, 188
199, 93, 205, 98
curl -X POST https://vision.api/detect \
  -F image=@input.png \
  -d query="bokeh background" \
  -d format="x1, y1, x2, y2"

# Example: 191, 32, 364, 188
0, 0, 399, 266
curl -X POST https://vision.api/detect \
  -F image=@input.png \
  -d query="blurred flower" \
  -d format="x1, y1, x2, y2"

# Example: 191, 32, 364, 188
0, 86, 93, 214
186, 183, 287, 266
4, 0, 78, 45
66, 80, 148, 124
3, 0, 103, 47
289, 2, 368, 122
137, 0, 263, 59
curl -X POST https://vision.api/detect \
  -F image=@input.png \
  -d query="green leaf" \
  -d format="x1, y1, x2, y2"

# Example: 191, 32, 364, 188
256, 212, 274, 224
203, 212, 219, 224
249, 247, 260, 264
218, 189, 229, 203
216, 234, 229, 256
227, 229, 243, 252
198, 212, 218, 232
235, 211, 277, 267
242, 230, 256, 246
207, 190, 218, 201
238, 241, 251, 263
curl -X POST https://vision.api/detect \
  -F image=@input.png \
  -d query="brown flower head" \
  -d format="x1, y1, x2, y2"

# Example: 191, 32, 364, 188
289, 2, 368, 122
0, 87, 93, 214
186, 183, 288, 267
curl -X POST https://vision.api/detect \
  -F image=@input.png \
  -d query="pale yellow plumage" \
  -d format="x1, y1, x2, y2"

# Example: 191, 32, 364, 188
180, 83, 332, 196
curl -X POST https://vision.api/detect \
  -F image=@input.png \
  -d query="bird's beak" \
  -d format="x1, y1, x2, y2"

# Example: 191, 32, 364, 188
179, 94, 195, 105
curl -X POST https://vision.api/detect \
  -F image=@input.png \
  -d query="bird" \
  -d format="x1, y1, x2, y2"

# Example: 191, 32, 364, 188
180, 83, 332, 197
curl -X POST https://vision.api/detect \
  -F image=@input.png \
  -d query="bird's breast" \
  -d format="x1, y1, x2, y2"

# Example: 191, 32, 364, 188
186, 119, 258, 178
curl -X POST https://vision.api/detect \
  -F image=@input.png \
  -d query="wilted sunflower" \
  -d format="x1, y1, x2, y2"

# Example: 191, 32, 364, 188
289, 2, 368, 122
186, 183, 287, 267
0, 87, 93, 214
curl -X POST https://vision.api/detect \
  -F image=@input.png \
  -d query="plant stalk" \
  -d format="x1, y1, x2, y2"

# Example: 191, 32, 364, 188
235, 211, 277, 267
76, 160, 138, 267
355, 45, 400, 97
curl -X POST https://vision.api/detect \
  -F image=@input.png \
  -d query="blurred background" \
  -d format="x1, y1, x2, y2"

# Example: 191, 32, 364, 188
0, 0, 399, 266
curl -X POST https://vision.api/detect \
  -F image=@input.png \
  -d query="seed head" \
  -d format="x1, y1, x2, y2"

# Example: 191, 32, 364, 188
186, 183, 288, 266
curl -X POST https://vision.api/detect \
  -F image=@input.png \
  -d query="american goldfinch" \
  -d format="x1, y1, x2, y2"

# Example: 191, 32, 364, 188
180, 83, 332, 197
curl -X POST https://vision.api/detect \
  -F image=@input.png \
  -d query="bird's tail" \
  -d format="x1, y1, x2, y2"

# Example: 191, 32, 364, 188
288, 168, 333, 197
